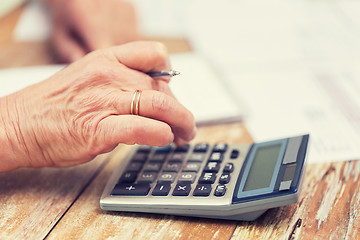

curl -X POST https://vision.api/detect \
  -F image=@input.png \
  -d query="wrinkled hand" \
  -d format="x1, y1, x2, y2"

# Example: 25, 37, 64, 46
45, 0, 140, 62
0, 42, 196, 172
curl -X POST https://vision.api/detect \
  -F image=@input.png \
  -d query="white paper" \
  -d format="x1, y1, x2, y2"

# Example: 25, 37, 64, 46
185, 0, 360, 164
226, 60, 360, 164
169, 53, 243, 125
0, 53, 243, 125
0, 65, 65, 97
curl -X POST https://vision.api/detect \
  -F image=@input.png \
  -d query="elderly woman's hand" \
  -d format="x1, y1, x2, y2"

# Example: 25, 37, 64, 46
44, 0, 140, 62
0, 41, 196, 172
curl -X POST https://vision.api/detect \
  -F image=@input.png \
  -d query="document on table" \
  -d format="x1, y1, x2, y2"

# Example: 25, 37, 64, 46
185, 0, 360, 164
0, 53, 243, 125
225, 60, 360, 164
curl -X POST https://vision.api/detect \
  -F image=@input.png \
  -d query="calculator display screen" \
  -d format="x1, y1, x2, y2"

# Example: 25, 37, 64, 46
243, 144, 282, 191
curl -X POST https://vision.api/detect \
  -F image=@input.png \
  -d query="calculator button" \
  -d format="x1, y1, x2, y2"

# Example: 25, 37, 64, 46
164, 161, 182, 172
125, 162, 143, 172
208, 152, 223, 162
213, 143, 228, 153
158, 172, 177, 183
223, 163, 234, 173
111, 183, 150, 196
173, 183, 191, 196
230, 149, 240, 159
183, 162, 202, 172
214, 185, 227, 197
198, 172, 217, 184
188, 153, 206, 162
169, 152, 187, 161
131, 153, 148, 162
143, 162, 162, 172
137, 172, 158, 183
194, 143, 209, 152
118, 172, 138, 183
152, 183, 171, 196
149, 153, 168, 162
178, 172, 197, 183
219, 173, 231, 184
174, 144, 190, 152
137, 145, 152, 153
155, 145, 172, 153
203, 162, 220, 173
193, 184, 212, 197
279, 180, 292, 191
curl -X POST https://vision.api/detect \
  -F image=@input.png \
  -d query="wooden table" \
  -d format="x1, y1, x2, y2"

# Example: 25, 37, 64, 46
1, 5, 360, 240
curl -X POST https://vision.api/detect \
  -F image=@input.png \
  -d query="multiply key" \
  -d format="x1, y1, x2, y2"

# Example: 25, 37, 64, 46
173, 183, 191, 196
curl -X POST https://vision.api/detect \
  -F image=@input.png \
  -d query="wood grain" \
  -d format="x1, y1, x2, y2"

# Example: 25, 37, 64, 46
231, 161, 360, 240
0, 154, 110, 239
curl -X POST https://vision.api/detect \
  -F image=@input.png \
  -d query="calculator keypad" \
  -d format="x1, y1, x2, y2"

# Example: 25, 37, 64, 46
111, 143, 241, 198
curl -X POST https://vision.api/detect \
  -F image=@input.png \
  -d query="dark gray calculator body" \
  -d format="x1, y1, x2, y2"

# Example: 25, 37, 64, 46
100, 135, 309, 221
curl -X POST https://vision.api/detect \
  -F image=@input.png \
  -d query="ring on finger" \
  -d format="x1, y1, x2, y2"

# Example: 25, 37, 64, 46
130, 90, 142, 115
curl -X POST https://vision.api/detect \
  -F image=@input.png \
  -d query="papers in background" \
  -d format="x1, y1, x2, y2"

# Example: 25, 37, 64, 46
225, 60, 360, 164
11, 0, 360, 164
169, 53, 243, 125
0, 53, 243, 125
185, 0, 360, 164
0, 65, 65, 97
190, 0, 360, 164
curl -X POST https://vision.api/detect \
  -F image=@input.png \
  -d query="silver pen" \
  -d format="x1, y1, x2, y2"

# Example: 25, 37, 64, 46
147, 70, 180, 78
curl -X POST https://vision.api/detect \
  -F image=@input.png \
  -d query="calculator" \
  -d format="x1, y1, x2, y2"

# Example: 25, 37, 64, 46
100, 135, 309, 221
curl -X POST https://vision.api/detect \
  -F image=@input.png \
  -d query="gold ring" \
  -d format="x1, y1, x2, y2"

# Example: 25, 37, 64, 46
130, 90, 142, 115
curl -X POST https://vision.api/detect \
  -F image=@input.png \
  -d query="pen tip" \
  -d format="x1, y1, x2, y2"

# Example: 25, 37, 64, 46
172, 70, 180, 76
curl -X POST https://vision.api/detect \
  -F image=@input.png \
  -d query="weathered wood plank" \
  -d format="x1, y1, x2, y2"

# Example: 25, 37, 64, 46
0, 154, 109, 240
231, 161, 360, 240
45, 123, 252, 240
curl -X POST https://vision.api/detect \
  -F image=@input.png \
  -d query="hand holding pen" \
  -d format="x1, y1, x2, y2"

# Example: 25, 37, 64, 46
0, 41, 195, 172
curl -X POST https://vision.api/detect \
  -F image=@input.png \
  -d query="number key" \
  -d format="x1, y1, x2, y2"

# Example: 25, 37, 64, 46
178, 172, 197, 183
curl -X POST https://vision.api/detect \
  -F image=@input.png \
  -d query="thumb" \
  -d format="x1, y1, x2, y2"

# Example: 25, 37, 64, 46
95, 115, 174, 151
